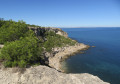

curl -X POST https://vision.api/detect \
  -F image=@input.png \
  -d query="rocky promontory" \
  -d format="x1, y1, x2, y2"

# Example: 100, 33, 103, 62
49, 43, 90, 71
0, 65, 109, 84
28, 26, 68, 38
0, 27, 109, 84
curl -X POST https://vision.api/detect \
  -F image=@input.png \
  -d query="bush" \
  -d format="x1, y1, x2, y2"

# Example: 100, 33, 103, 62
0, 35, 43, 68
0, 20, 28, 44
0, 19, 77, 68
43, 31, 77, 52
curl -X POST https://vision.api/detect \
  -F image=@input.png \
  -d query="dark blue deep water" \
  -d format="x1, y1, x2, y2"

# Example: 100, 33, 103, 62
61, 28, 120, 84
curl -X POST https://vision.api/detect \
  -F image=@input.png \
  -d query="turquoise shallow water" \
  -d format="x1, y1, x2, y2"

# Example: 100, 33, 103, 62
61, 28, 120, 84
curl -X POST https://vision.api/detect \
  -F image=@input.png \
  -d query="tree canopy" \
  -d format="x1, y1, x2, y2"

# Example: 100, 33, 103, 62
0, 19, 28, 44
0, 19, 76, 68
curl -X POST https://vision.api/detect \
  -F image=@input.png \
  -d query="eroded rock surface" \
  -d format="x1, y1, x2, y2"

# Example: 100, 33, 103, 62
49, 43, 90, 71
0, 65, 109, 84
28, 27, 68, 38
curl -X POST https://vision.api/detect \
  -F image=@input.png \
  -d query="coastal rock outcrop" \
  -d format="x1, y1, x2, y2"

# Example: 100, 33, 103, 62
28, 27, 68, 38
0, 65, 109, 84
0, 27, 109, 84
48, 43, 90, 71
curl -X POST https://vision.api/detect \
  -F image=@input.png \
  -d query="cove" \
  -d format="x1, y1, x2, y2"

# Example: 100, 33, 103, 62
61, 28, 120, 84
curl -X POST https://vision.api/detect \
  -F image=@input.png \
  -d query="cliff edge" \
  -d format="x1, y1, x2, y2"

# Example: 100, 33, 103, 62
28, 27, 68, 38
0, 27, 109, 84
0, 65, 109, 84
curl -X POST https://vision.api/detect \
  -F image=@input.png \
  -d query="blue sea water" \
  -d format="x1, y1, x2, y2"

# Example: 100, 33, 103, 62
61, 28, 120, 84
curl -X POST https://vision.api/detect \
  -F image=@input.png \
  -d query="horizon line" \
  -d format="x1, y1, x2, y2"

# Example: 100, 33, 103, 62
55, 27, 120, 28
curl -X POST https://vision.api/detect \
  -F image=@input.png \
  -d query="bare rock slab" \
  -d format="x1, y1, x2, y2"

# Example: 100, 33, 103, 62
0, 65, 109, 84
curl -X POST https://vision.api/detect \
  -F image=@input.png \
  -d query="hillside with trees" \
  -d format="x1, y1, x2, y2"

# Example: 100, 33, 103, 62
0, 18, 77, 68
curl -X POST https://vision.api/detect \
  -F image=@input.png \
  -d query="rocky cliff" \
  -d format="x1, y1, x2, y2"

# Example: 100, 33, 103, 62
0, 65, 109, 84
0, 27, 109, 84
49, 43, 90, 71
28, 27, 68, 38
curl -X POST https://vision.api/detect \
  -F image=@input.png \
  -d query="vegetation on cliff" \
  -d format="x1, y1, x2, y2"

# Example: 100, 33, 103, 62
0, 19, 28, 44
0, 31, 44, 67
44, 31, 76, 52
0, 19, 76, 68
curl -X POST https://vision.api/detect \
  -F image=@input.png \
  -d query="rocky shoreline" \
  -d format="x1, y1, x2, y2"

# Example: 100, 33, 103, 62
0, 27, 109, 84
0, 43, 109, 84
0, 65, 109, 84
48, 43, 90, 72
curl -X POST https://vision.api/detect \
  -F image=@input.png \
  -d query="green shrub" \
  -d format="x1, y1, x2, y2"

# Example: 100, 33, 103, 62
0, 19, 77, 68
0, 20, 28, 44
43, 31, 77, 52
0, 35, 43, 68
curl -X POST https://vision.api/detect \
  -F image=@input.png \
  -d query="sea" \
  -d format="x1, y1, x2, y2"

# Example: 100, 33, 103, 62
61, 28, 120, 84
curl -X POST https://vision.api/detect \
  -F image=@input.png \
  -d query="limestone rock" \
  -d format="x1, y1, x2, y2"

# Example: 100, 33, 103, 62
28, 27, 68, 38
0, 65, 109, 84
49, 43, 90, 71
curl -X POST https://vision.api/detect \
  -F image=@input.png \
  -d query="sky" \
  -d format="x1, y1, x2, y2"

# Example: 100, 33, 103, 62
0, 0, 120, 27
